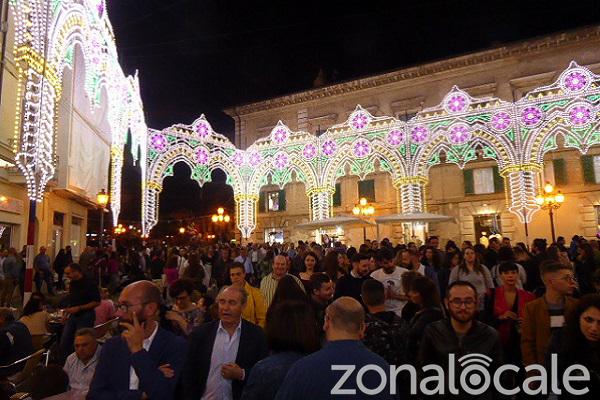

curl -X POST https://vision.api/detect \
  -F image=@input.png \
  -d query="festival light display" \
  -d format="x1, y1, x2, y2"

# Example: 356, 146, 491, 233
9, 0, 146, 223
141, 62, 600, 239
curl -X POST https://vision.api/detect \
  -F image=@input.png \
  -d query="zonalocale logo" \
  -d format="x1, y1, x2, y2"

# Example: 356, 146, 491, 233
331, 354, 590, 396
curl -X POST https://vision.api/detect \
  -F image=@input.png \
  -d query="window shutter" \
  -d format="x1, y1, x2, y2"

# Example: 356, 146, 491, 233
278, 190, 286, 211
582, 155, 595, 184
258, 192, 265, 212
333, 183, 342, 207
358, 180, 375, 202
492, 166, 504, 193
552, 159, 567, 185
464, 169, 474, 195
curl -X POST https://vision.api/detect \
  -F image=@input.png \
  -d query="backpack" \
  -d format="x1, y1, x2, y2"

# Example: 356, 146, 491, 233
363, 312, 407, 365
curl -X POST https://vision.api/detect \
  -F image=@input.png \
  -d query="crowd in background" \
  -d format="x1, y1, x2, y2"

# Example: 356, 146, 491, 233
0, 233, 599, 399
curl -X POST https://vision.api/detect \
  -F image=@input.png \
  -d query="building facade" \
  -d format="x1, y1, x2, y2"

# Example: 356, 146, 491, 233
224, 26, 600, 246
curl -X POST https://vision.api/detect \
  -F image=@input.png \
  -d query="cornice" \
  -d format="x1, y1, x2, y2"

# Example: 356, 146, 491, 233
224, 26, 600, 117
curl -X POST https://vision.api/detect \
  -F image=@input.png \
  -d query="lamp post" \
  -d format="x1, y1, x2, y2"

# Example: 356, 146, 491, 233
97, 189, 109, 249
535, 182, 565, 243
352, 197, 375, 243
211, 207, 231, 241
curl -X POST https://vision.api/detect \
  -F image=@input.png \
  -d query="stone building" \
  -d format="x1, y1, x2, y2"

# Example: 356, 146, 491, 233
225, 26, 600, 246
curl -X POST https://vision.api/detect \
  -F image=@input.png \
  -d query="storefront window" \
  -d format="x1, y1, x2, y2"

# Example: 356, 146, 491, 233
473, 214, 502, 246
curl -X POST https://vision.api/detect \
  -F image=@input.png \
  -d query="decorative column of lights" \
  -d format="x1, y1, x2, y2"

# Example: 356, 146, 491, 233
393, 177, 428, 214
535, 182, 565, 243
500, 164, 542, 224
234, 194, 258, 240
142, 181, 162, 236
307, 187, 335, 221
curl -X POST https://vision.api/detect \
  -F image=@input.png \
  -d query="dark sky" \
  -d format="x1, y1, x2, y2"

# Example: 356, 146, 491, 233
107, 0, 600, 227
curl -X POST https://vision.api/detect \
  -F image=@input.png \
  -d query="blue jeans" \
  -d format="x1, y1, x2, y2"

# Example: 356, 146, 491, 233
59, 310, 96, 362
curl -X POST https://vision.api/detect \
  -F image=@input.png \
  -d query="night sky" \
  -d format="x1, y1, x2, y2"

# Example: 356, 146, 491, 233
106, 0, 600, 228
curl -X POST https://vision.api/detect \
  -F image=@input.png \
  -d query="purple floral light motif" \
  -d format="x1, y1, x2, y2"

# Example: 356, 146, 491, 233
386, 129, 405, 146
271, 127, 289, 144
231, 151, 245, 166
521, 106, 543, 127
563, 70, 589, 92
489, 111, 512, 132
447, 124, 471, 145
97, 1, 105, 17
350, 111, 370, 130
322, 140, 337, 157
195, 147, 210, 165
248, 151, 262, 167
445, 93, 469, 113
273, 152, 289, 170
410, 126, 429, 143
302, 143, 317, 160
150, 133, 167, 152
195, 121, 211, 139
568, 104, 593, 126
353, 139, 371, 157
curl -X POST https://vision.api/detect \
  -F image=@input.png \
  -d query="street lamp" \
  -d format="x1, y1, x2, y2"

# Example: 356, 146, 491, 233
535, 182, 565, 243
211, 207, 231, 223
352, 197, 375, 242
179, 227, 186, 234
97, 189, 109, 248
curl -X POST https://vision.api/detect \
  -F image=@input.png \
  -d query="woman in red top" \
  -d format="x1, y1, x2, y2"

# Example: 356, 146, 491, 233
484, 261, 535, 365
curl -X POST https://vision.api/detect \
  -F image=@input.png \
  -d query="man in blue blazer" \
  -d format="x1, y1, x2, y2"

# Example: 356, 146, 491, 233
88, 280, 187, 400
181, 285, 268, 400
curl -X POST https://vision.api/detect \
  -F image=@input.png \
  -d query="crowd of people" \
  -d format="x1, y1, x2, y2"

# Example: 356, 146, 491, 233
0, 233, 599, 399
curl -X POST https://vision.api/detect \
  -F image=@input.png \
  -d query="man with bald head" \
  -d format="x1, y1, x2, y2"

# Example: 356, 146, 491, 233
275, 297, 393, 400
88, 280, 187, 400
182, 285, 267, 400
260, 254, 305, 307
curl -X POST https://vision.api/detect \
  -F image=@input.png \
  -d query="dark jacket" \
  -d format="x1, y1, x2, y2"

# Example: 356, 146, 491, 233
240, 351, 304, 400
406, 307, 444, 364
419, 319, 502, 399
0, 321, 32, 377
181, 319, 268, 400
87, 326, 187, 400
363, 311, 407, 365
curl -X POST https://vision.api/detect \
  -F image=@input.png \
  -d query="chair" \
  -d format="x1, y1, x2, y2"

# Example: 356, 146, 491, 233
30, 335, 47, 351
93, 317, 119, 340
0, 349, 47, 391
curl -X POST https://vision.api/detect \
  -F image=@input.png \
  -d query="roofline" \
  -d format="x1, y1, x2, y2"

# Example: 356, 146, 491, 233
223, 25, 600, 117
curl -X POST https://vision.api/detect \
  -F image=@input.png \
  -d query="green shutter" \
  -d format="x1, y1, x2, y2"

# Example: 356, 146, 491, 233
582, 155, 596, 184
358, 180, 375, 202
464, 169, 474, 195
492, 166, 504, 193
258, 192, 265, 212
333, 183, 341, 207
553, 158, 567, 185
278, 189, 286, 211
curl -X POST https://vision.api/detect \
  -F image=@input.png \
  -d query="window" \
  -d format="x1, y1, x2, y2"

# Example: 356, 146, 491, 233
358, 180, 375, 202
333, 183, 342, 207
464, 167, 503, 195
473, 214, 502, 246
53, 212, 65, 226
259, 190, 286, 212
581, 155, 600, 184
0, 225, 13, 250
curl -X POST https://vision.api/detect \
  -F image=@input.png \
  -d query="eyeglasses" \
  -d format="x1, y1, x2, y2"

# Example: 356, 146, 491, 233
553, 275, 577, 283
449, 298, 476, 307
116, 302, 148, 313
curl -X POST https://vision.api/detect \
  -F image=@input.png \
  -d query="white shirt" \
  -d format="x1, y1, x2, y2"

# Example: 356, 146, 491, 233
201, 321, 243, 400
64, 345, 101, 393
129, 322, 159, 390
370, 267, 409, 317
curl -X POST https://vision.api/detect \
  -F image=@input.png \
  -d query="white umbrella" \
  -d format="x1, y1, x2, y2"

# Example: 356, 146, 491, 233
375, 212, 454, 224
296, 215, 376, 231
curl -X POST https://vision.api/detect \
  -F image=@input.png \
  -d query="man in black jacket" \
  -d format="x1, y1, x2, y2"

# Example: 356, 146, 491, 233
419, 281, 502, 399
181, 285, 268, 400
0, 308, 32, 377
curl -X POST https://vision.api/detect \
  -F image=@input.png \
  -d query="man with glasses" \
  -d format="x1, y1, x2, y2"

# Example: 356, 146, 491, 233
88, 280, 187, 400
521, 261, 578, 367
418, 281, 502, 397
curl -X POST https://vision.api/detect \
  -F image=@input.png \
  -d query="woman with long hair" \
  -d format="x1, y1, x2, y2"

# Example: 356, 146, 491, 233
406, 276, 444, 364
448, 247, 494, 310
182, 252, 207, 293
19, 295, 49, 336
241, 301, 320, 400
545, 294, 600, 397
323, 251, 344, 285
423, 245, 449, 299
299, 251, 319, 290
